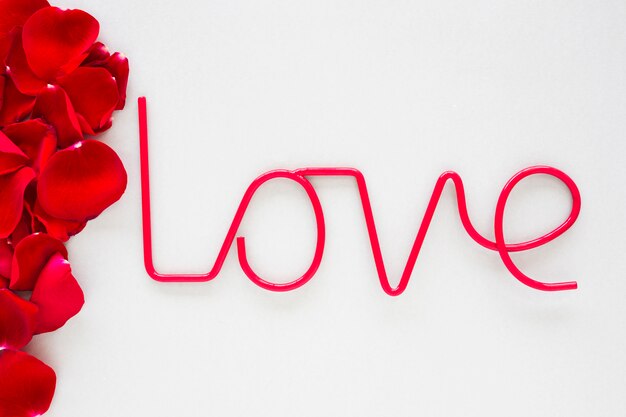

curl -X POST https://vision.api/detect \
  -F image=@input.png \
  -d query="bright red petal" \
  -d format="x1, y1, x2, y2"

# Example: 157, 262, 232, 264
0, 75, 5, 111
33, 201, 86, 242
10, 210, 35, 246
3, 119, 56, 172
0, 239, 12, 279
0, 0, 50, 35
58, 67, 118, 132
6, 27, 47, 96
0, 289, 37, 350
81, 45, 129, 111
75, 112, 95, 136
0, 167, 35, 239
106, 53, 129, 110
9, 232, 67, 291
31, 253, 83, 334
32, 84, 82, 147
0, 350, 56, 417
0, 130, 29, 175
22, 6, 99, 81
0, 76, 35, 126
82, 41, 110, 65
37, 140, 127, 222
0, 33, 10, 67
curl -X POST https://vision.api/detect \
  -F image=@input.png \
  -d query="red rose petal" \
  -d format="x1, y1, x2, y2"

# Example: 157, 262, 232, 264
0, 167, 35, 239
3, 119, 56, 172
0, 289, 37, 350
23, 6, 99, 81
106, 52, 129, 110
0, 33, 10, 67
0, 76, 35, 126
82, 41, 110, 66
10, 211, 35, 246
9, 181, 39, 244
0, 75, 5, 110
34, 201, 86, 242
31, 253, 84, 334
0, 239, 12, 279
0, 131, 29, 175
0, 0, 50, 35
0, 350, 56, 417
32, 84, 82, 147
74, 112, 95, 136
37, 140, 127, 222
58, 66, 118, 132
6, 27, 47, 96
9, 232, 67, 291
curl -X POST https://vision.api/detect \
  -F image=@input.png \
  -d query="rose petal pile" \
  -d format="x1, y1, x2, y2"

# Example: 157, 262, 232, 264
0, 1, 128, 415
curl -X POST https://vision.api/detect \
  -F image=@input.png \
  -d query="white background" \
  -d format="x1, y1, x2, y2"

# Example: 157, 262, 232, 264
26, 0, 626, 416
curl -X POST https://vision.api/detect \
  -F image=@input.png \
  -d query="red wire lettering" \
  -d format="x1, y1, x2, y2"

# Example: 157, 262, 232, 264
138, 97, 580, 294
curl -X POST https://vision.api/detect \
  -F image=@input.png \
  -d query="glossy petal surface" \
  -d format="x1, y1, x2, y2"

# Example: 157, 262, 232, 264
0, 34, 9, 68
0, 349, 56, 417
34, 201, 86, 242
6, 28, 47, 95
0, 289, 37, 350
0, 77, 35, 126
9, 232, 67, 291
0, 131, 29, 175
0, 239, 12, 279
0, 167, 35, 239
3, 119, 57, 172
82, 41, 110, 65
58, 66, 118, 132
10, 211, 35, 246
31, 253, 84, 334
0, 0, 50, 35
32, 84, 82, 147
106, 52, 129, 110
37, 140, 127, 221
0, 75, 5, 110
22, 6, 99, 80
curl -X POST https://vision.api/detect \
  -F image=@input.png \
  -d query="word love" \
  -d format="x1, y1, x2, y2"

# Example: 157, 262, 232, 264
138, 97, 581, 295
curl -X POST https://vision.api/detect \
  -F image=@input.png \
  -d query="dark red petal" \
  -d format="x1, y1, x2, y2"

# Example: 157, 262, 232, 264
0, 33, 10, 67
0, 350, 56, 417
9, 232, 67, 291
0, 289, 37, 350
0, 75, 5, 110
0, 167, 35, 239
58, 67, 118, 132
106, 53, 129, 110
31, 253, 83, 334
2, 119, 56, 172
82, 41, 110, 66
0, 76, 35, 126
32, 84, 82, 147
0, 131, 28, 174
0, 239, 12, 279
10, 210, 35, 246
75, 112, 95, 136
0, 0, 50, 35
37, 140, 127, 222
22, 6, 99, 81
20, 178, 36, 212
6, 27, 47, 96
34, 201, 86, 242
